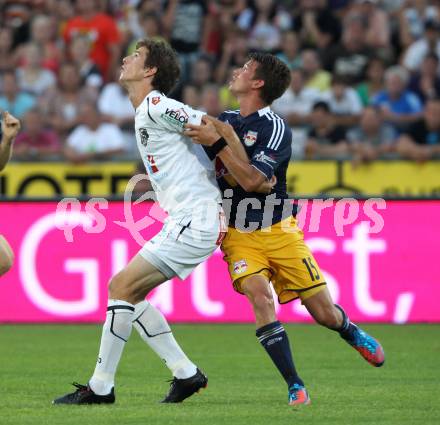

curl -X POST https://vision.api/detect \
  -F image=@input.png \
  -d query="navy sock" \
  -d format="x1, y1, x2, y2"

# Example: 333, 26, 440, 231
334, 304, 358, 342
256, 321, 304, 388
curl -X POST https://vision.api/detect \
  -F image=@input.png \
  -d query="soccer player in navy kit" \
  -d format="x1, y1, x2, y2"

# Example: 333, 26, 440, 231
186, 53, 385, 406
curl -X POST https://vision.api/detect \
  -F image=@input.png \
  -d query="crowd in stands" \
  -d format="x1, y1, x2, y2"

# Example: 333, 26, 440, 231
0, 0, 440, 165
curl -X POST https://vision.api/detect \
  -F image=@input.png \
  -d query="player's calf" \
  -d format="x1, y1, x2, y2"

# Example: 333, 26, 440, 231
0, 236, 14, 276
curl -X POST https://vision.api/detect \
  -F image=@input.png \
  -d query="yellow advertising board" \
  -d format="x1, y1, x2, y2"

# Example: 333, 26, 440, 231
1, 160, 439, 198
286, 161, 440, 197
0, 162, 136, 197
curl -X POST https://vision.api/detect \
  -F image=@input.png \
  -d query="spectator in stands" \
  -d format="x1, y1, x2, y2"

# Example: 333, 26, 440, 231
272, 68, 321, 159
2, 2, 32, 47
64, 102, 127, 163
182, 84, 201, 109
28, 14, 61, 73
408, 53, 440, 104
348, 106, 396, 164
348, 0, 391, 49
190, 56, 214, 91
272, 68, 320, 127
70, 35, 103, 89
403, 19, 440, 73
17, 43, 56, 96
0, 70, 35, 119
321, 74, 363, 127
323, 15, 373, 85
40, 62, 97, 138
305, 101, 350, 159
276, 31, 301, 70
163, 0, 211, 80
51, 0, 75, 34
126, 11, 166, 54
98, 68, 135, 152
301, 49, 331, 92
395, 98, 440, 160
247, 0, 282, 52
63, 0, 121, 80
98, 69, 134, 129
216, 0, 255, 32
293, 0, 342, 51
398, 1, 440, 49
356, 56, 386, 106
200, 84, 222, 117
215, 28, 249, 84
0, 28, 15, 73
372, 65, 423, 133
13, 108, 61, 160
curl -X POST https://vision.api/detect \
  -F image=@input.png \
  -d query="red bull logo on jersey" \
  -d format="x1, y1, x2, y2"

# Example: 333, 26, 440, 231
244, 130, 258, 147
233, 259, 248, 274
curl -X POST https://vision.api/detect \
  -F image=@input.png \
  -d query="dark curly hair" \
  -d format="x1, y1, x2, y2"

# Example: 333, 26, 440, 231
248, 52, 291, 105
136, 39, 180, 95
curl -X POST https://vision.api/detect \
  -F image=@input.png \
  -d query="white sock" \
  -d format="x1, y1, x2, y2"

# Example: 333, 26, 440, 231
133, 301, 197, 379
89, 299, 134, 395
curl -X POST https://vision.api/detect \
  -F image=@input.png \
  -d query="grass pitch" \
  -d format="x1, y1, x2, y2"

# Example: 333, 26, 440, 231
1, 324, 439, 425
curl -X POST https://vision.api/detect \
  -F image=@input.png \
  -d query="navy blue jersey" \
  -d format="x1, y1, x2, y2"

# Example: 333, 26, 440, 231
214, 107, 295, 229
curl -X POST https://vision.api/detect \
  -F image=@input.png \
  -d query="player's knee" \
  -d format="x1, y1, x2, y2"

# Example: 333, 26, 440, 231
0, 252, 13, 276
250, 290, 275, 315
108, 272, 131, 301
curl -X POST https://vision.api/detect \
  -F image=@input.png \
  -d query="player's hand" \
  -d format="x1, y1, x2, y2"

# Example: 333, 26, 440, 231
185, 116, 221, 146
1, 111, 21, 143
203, 116, 236, 139
255, 175, 277, 194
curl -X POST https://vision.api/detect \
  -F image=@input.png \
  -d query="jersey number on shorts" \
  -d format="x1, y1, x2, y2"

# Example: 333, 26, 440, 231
302, 257, 320, 281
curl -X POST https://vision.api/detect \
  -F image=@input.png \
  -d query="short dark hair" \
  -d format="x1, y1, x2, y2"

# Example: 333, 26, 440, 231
136, 38, 180, 95
312, 101, 331, 113
247, 52, 291, 105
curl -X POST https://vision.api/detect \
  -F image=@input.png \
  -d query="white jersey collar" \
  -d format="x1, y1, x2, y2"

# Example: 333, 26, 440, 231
257, 106, 271, 116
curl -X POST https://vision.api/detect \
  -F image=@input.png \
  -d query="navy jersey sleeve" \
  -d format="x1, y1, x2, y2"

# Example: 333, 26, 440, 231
250, 118, 292, 180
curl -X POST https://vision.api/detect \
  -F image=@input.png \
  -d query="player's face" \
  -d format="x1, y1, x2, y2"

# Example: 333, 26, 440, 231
120, 47, 148, 83
229, 60, 261, 96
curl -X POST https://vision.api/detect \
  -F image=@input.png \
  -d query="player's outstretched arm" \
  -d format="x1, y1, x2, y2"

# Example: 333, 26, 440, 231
203, 117, 276, 194
185, 118, 267, 192
204, 116, 249, 164
0, 111, 21, 171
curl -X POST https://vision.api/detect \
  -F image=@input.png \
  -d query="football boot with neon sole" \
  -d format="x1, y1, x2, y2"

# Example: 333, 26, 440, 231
346, 325, 385, 367
288, 383, 311, 406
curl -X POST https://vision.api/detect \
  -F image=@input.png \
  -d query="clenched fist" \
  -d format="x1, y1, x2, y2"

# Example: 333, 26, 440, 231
1, 111, 21, 143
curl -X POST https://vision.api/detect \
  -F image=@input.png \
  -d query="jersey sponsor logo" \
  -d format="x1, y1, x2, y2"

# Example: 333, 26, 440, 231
233, 259, 248, 274
161, 107, 189, 127
152, 96, 161, 105
253, 151, 277, 166
244, 130, 258, 147
139, 127, 149, 147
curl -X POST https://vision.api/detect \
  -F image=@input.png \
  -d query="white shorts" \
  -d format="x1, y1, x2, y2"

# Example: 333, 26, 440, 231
139, 208, 226, 280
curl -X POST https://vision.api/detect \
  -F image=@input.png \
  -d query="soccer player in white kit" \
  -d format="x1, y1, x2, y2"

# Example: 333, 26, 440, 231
54, 39, 225, 405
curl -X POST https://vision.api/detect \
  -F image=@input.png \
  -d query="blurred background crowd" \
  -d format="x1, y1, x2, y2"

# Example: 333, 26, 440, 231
1, 0, 440, 165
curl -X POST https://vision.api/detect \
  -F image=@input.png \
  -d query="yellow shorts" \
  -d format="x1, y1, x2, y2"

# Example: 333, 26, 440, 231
221, 217, 326, 304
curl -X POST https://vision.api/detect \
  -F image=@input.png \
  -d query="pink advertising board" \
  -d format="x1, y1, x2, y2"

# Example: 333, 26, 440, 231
1, 200, 439, 323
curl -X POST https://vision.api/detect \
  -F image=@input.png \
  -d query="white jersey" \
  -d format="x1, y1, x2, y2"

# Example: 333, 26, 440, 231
134, 90, 222, 223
